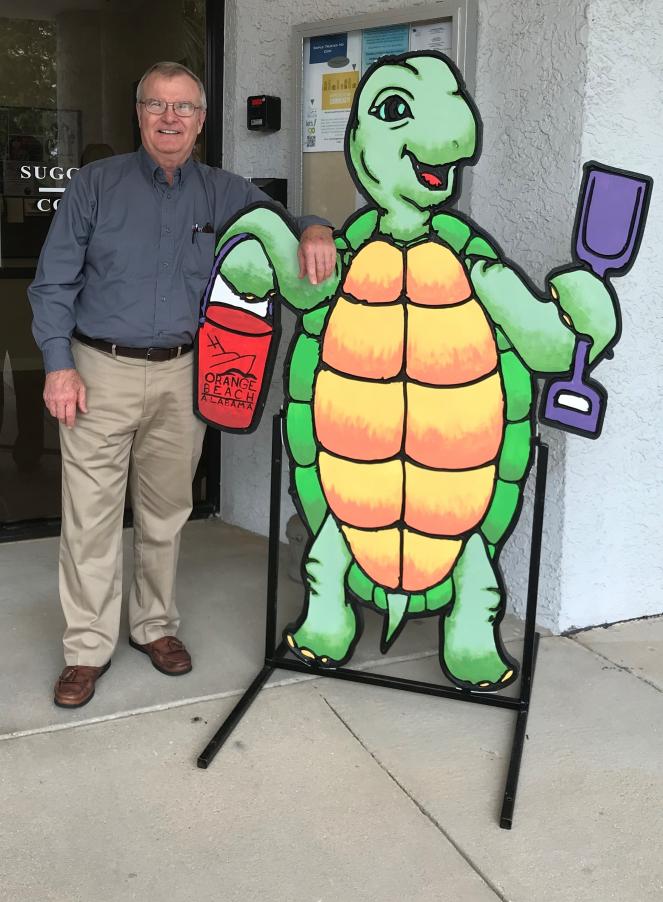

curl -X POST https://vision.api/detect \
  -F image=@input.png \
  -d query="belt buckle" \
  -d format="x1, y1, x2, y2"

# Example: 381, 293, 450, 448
146, 347, 154, 361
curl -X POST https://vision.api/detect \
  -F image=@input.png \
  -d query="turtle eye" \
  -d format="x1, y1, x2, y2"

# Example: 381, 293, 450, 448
369, 94, 413, 123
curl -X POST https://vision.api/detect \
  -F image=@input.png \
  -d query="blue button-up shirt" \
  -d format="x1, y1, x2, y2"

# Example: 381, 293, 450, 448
29, 146, 327, 372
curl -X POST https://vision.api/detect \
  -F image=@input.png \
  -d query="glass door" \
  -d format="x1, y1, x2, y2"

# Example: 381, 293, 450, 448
0, 0, 217, 538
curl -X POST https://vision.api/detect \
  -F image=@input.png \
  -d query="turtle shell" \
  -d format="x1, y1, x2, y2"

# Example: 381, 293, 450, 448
313, 238, 504, 592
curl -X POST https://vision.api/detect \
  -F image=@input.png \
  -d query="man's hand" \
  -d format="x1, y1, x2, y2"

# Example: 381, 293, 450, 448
44, 369, 88, 428
297, 225, 336, 285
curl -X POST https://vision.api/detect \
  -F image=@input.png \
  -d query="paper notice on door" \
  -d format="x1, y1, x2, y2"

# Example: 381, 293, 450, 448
303, 32, 362, 153
361, 24, 410, 73
409, 20, 453, 56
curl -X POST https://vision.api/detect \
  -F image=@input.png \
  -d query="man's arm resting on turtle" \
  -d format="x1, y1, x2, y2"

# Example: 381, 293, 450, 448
470, 258, 617, 373
218, 207, 341, 312
297, 223, 337, 287
239, 180, 336, 290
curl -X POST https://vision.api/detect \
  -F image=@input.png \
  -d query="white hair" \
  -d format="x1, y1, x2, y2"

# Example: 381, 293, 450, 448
136, 61, 207, 110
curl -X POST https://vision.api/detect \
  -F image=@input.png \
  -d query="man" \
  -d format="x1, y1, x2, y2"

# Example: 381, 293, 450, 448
29, 61, 336, 709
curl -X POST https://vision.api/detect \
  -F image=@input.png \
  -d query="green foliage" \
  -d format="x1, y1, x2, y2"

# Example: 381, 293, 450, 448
0, 18, 56, 109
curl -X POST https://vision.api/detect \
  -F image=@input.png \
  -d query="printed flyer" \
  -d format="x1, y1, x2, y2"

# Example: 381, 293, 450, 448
302, 21, 454, 154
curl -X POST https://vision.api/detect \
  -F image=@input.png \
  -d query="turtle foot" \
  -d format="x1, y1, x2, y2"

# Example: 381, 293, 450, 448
283, 607, 357, 669
446, 662, 518, 693
442, 630, 519, 693
284, 633, 339, 668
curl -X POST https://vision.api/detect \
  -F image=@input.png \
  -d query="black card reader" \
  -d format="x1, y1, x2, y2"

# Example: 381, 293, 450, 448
247, 95, 281, 132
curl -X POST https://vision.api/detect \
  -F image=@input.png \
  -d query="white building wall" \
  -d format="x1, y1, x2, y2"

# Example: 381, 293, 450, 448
558, 0, 663, 630
470, 0, 587, 628
219, 0, 660, 631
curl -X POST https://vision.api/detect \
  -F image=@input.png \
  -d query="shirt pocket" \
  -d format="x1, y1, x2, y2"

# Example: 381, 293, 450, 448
183, 232, 216, 325
183, 231, 216, 280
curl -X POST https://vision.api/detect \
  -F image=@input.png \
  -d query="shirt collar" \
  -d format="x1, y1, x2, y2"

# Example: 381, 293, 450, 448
138, 145, 195, 188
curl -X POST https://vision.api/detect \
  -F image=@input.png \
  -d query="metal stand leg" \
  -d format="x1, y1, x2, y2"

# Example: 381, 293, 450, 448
197, 662, 275, 768
499, 632, 540, 828
197, 414, 283, 769
500, 441, 548, 828
199, 420, 550, 831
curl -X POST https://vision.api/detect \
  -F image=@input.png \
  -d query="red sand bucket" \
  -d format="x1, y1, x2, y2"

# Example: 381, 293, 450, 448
195, 235, 281, 433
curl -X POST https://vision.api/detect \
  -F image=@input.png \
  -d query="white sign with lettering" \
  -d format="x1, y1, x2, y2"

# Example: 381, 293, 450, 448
3, 162, 79, 211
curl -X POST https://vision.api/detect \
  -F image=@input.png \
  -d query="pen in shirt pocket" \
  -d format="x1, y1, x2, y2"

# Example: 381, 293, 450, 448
191, 222, 214, 243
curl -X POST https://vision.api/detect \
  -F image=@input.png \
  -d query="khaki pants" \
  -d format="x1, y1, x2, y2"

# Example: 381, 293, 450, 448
58, 339, 207, 666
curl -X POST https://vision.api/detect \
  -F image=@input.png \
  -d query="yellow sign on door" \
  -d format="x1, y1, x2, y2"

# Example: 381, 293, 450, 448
321, 70, 359, 111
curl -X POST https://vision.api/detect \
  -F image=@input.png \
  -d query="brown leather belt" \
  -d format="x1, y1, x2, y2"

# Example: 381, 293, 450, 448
74, 331, 193, 362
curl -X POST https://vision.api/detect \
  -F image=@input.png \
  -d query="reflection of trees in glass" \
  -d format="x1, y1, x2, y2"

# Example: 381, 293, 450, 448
1, 108, 78, 165
182, 1, 205, 81
0, 19, 56, 109
5, 109, 55, 162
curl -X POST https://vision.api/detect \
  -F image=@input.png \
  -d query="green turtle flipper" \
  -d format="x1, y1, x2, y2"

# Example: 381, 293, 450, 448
218, 238, 275, 300
284, 514, 359, 666
218, 206, 340, 311
548, 267, 618, 362
470, 258, 576, 373
442, 534, 518, 691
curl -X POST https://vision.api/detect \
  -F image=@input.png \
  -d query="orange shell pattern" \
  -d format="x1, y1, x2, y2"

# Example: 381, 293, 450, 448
315, 240, 503, 592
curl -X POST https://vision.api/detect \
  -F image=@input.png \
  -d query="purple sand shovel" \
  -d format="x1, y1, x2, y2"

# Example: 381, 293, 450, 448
541, 162, 652, 438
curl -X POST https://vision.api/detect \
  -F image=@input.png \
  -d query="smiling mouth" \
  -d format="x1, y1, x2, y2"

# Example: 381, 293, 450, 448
404, 149, 452, 191
158, 129, 181, 135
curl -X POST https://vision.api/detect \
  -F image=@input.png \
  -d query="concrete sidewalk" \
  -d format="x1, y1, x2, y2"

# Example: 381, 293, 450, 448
1, 520, 662, 901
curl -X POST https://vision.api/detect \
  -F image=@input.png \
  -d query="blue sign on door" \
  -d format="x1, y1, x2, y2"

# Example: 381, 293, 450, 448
309, 33, 348, 64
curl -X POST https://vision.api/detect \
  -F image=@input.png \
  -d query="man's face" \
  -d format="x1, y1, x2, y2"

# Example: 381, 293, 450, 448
137, 72, 206, 166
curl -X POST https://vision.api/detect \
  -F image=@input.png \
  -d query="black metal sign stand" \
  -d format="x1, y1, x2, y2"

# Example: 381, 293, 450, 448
198, 413, 548, 830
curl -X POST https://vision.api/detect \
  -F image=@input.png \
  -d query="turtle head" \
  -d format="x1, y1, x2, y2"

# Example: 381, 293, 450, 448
346, 53, 479, 219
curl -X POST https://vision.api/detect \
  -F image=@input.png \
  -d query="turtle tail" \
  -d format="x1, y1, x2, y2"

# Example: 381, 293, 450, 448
380, 592, 409, 653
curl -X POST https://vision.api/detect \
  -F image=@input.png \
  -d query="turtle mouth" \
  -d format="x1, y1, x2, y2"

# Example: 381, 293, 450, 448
404, 148, 452, 191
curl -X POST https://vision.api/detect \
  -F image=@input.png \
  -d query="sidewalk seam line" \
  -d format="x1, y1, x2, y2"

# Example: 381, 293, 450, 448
565, 636, 663, 695
0, 649, 439, 743
319, 693, 510, 902
0, 675, 318, 742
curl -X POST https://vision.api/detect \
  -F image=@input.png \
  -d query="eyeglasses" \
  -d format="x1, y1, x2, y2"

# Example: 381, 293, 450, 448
139, 99, 202, 117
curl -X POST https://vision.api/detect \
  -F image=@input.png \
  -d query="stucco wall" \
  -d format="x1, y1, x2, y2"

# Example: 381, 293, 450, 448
220, 0, 659, 631
470, 0, 587, 627
558, 0, 663, 630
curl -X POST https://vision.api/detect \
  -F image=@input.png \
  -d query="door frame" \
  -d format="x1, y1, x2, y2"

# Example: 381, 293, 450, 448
0, 1, 225, 543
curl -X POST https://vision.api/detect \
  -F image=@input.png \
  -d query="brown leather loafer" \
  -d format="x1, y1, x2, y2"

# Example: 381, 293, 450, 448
54, 660, 111, 709
129, 636, 192, 676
